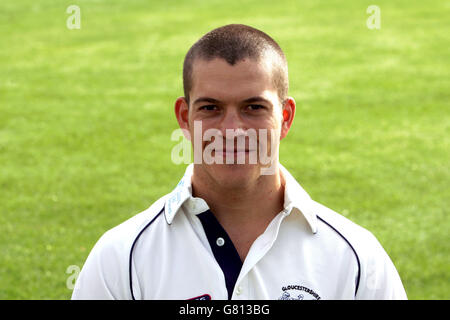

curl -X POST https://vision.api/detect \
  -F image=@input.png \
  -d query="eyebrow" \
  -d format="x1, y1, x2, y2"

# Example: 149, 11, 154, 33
192, 96, 272, 105
242, 96, 272, 105
192, 97, 221, 105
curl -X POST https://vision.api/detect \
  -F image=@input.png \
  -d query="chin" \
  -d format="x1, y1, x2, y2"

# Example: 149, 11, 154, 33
206, 163, 261, 188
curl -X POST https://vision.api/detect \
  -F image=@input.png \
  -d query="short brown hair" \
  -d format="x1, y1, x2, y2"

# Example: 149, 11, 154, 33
183, 24, 288, 104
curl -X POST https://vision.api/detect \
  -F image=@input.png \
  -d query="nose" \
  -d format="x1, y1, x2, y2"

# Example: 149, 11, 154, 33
219, 106, 245, 134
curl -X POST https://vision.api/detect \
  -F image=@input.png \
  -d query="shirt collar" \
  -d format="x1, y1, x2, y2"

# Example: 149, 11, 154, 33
279, 163, 318, 233
164, 163, 318, 233
164, 164, 209, 225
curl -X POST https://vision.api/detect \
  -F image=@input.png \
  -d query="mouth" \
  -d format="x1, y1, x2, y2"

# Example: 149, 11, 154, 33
212, 149, 258, 164
213, 149, 256, 155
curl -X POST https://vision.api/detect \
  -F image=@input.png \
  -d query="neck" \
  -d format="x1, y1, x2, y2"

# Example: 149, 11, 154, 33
191, 164, 285, 227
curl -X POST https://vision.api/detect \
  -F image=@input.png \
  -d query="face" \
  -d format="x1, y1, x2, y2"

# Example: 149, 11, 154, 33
175, 57, 295, 189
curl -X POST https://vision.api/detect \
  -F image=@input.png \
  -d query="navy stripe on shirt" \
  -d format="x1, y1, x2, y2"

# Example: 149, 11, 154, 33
197, 210, 243, 300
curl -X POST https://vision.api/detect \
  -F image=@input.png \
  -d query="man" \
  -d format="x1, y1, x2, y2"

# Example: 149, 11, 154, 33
72, 24, 407, 300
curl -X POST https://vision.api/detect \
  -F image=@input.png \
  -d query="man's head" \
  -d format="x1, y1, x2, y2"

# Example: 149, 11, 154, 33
183, 24, 289, 104
175, 24, 295, 189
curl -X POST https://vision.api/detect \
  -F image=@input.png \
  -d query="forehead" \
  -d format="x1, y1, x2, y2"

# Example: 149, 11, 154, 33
190, 57, 277, 102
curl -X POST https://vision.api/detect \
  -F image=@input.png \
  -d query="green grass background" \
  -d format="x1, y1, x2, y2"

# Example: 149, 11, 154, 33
0, 0, 448, 299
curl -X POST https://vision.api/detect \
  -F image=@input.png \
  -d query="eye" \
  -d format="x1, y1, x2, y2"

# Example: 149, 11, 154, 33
247, 104, 265, 111
199, 105, 218, 111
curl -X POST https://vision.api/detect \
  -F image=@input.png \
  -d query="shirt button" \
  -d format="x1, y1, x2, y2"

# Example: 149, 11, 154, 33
216, 237, 225, 247
236, 286, 242, 295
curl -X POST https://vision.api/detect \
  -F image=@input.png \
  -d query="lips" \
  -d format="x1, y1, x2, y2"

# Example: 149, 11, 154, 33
213, 150, 251, 158
213, 149, 257, 163
204, 139, 256, 153
201, 134, 266, 162
213, 148, 255, 153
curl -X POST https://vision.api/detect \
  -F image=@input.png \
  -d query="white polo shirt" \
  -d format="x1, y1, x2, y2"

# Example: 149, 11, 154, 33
72, 164, 407, 300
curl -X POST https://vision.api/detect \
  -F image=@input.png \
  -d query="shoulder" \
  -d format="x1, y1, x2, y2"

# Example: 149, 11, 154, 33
310, 200, 407, 299
311, 199, 381, 254
98, 194, 168, 252
72, 194, 168, 299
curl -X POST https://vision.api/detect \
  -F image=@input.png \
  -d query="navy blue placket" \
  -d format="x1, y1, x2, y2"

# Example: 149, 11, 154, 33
197, 210, 243, 300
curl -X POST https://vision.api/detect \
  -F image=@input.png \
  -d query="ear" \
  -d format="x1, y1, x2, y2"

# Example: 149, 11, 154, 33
174, 97, 191, 140
280, 97, 296, 140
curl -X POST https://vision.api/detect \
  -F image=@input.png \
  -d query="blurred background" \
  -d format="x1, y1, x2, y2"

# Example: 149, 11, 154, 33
0, 0, 448, 299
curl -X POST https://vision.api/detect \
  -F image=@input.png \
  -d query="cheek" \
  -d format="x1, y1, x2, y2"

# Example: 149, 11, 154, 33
246, 113, 282, 130
266, 115, 283, 145
264, 115, 283, 134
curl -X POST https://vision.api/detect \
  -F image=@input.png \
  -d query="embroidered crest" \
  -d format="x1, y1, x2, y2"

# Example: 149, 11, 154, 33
278, 284, 321, 300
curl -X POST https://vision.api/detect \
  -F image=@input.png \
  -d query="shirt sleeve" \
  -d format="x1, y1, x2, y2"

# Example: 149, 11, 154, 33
71, 230, 131, 300
355, 231, 407, 300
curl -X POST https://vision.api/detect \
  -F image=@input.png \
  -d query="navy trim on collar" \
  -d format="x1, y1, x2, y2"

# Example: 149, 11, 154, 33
197, 210, 243, 300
